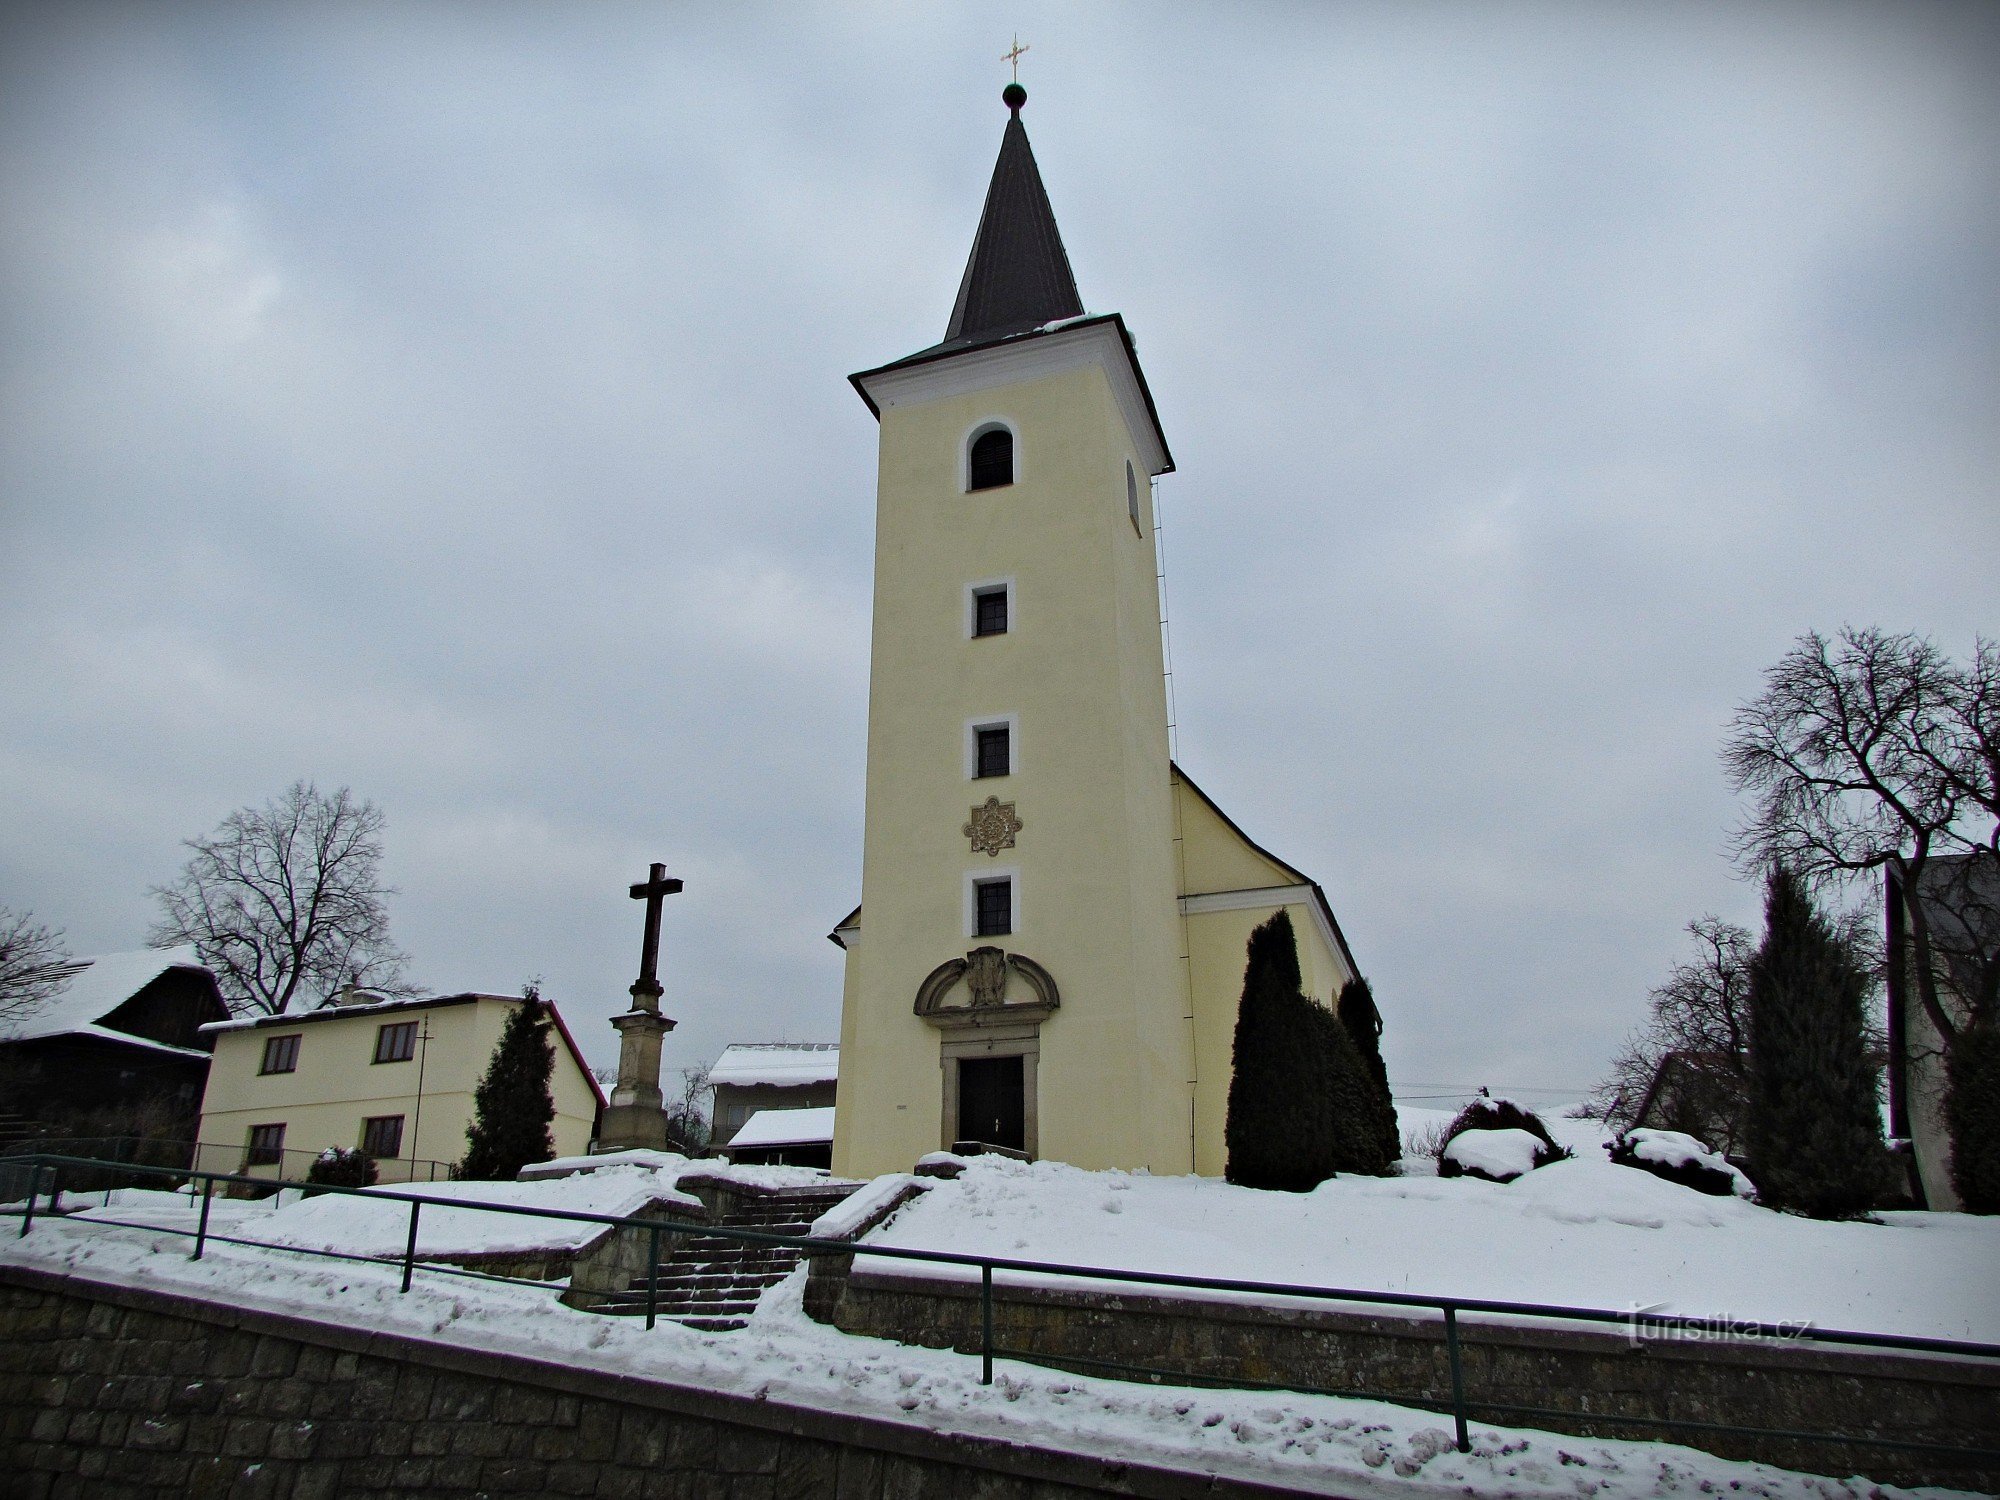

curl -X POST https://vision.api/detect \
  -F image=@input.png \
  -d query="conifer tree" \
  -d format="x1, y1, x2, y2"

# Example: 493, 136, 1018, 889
1744, 870, 1892, 1217
1225, 912, 1331, 1190
458, 985, 557, 1181
1337, 977, 1403, 1172
1946, 1018, 2000, 1213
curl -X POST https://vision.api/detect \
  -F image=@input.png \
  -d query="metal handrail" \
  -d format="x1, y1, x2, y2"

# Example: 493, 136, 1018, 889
6, 1151, 1996, 1468
0, 1134, 459, 1183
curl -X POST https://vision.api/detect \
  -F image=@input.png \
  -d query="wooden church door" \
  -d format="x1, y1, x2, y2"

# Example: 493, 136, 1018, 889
956, 1054, 1025, 1153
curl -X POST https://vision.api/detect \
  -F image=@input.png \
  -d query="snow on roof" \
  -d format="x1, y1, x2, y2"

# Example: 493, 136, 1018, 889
728, 1106, 836, 1149
709, 1042, 838, 1088
7, 947, 207, 1045
198, 991, 495, 1034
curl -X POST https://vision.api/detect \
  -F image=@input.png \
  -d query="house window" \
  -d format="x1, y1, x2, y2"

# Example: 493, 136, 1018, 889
975, 724, 1011, 779
245, 1123, 286, 1168
973, 586, 1009, 638
975, 878, 1013, 937
360, 1115, 405, 1159
374, 1021, 417, 1064
260, 1034, 301, 1074
1127, 461, 1143, 536
968, 427, 1014, 491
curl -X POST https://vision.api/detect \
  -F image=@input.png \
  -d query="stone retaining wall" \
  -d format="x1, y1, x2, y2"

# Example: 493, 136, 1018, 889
0, 1265, 1314, 1500
809, 1262, 1999, 1492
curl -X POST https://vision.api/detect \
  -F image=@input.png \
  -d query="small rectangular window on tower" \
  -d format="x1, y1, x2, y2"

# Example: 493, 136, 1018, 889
973, 586, 1009, 637
975, 878, 1013, 937
975, 725, 1011, 778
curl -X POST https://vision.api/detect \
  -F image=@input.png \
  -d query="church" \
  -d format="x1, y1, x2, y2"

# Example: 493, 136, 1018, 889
830, 84, 1362, 1180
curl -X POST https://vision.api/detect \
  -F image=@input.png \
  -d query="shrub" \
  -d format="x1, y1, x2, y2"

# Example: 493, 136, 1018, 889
459, 985, 558, 1181
1744, 869, 1895, 1218
1435, 1094, 1569, 1180
1440, 1129, 1555, 1182
1335, 977, 1402, 1175
1225, 912, 1331, 1191
304, 1146, 378, 1196
1438, 1093, 1565, 1155
1606, 1128, 1752, 1198
1947, 1018, 2000, 1213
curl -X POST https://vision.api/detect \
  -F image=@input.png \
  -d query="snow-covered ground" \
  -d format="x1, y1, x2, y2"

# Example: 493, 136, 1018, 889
865, 1125, 1996, 1342
4, 1136, 1992, 1498
1, 1201, 1978, 1500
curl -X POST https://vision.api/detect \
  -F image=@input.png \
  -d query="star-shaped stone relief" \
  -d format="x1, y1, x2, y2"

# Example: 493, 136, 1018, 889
963, 796, 1023, 857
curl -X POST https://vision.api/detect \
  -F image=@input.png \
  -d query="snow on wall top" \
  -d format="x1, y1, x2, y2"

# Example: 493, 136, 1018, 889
6, 947, 207, 1047
709, 1042, 838, 1088
729, 1106, 836, 1149
253, 1166, 701, 1258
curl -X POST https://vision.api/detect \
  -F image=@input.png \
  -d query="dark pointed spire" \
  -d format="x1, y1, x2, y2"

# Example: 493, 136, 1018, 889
942, 84, 1084, 346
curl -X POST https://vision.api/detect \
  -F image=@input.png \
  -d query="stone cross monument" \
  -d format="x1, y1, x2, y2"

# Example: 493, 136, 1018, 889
596, 862, 683, 1153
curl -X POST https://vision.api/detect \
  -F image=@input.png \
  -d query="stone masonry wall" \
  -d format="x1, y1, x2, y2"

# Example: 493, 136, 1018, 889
0, 1265, 1313, 1500
812, 1265, 2000, 1493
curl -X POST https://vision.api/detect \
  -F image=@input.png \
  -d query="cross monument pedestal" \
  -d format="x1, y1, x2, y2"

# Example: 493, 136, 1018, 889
597, 863, 683, 1154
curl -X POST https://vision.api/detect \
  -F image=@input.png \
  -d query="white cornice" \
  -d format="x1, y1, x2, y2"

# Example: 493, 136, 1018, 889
1179, 885, 1355, 988
855, 322, 1172, 478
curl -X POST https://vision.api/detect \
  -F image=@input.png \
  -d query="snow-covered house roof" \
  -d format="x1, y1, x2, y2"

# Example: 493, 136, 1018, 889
709, 1042, 838, 1089
728, 1106, 836, 1150
5, 947, 221, 1059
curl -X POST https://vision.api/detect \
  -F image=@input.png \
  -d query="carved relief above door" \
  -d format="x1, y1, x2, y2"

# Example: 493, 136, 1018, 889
913, 946, 1060, 1027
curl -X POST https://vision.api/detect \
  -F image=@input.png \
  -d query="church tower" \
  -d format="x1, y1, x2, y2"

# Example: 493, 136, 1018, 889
832, 86, 1362, 1179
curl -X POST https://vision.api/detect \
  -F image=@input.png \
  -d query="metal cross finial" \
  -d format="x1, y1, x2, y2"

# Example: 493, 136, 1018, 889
1003, 34, 1029, 81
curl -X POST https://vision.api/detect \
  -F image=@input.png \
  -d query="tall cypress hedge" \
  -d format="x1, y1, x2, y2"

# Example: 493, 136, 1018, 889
1337, 977, 1402, 1173
1225, 912, 1331, 1190
459, 985, 558, 1181
1947, 1017, 2000, 1213
1744, 870, 1892, 1218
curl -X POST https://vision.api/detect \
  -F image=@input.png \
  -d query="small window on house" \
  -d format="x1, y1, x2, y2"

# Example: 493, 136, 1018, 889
968, 427, 1014, 491
975, 724, 1011, 779
975, 878, 1013, 937
1127, 461, 1143, 536
373, 1021, 417, 1064
360, 1115, 405, 1159
973, 586, 1009, 638
260, 1034, 301, 1075
245, 1123, 286, 1168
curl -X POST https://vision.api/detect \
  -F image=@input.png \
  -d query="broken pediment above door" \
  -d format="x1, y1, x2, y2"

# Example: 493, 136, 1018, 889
913, 946, 1060, 1027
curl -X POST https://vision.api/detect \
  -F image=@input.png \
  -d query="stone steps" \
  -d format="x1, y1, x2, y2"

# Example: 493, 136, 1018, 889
608, 1186, 857, 1331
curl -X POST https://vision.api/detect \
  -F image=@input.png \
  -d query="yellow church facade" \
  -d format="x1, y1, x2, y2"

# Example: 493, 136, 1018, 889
831, 86, 1358, 1179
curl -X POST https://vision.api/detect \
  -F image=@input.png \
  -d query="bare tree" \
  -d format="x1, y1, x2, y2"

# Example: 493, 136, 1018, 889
149, 782, 413, 1015
666, 1064, 713, 1153
1588, 917, 1756, 1148
1590, 909, 1882, 1154
0, 906, 74, 1030
1723, 628, 1999, 1040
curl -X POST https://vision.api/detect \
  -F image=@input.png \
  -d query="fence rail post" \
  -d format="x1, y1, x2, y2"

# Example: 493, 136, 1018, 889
1444, 1304, 1469, 1453
192, 1174, 215, 1261
19, 1164, 40, 1237
646, 1223, 661, 1331
401, 1201, 422, 1293
981, 1263, 994, 1385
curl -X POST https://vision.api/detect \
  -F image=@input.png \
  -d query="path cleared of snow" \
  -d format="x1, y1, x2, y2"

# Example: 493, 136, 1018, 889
1, 1208, 1978, 1500
862, 1148, 1998, 1342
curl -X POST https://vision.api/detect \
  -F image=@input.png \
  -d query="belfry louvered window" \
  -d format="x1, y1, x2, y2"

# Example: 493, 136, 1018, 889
969, 428, 1014, 490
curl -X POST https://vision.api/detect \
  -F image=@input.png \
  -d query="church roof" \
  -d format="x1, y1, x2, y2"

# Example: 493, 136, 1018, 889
850, 87, 1175, 474
941, 87, 1083, 349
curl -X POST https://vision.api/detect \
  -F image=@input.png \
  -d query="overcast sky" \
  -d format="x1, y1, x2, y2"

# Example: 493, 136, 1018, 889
3, 2, 1994, 1113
